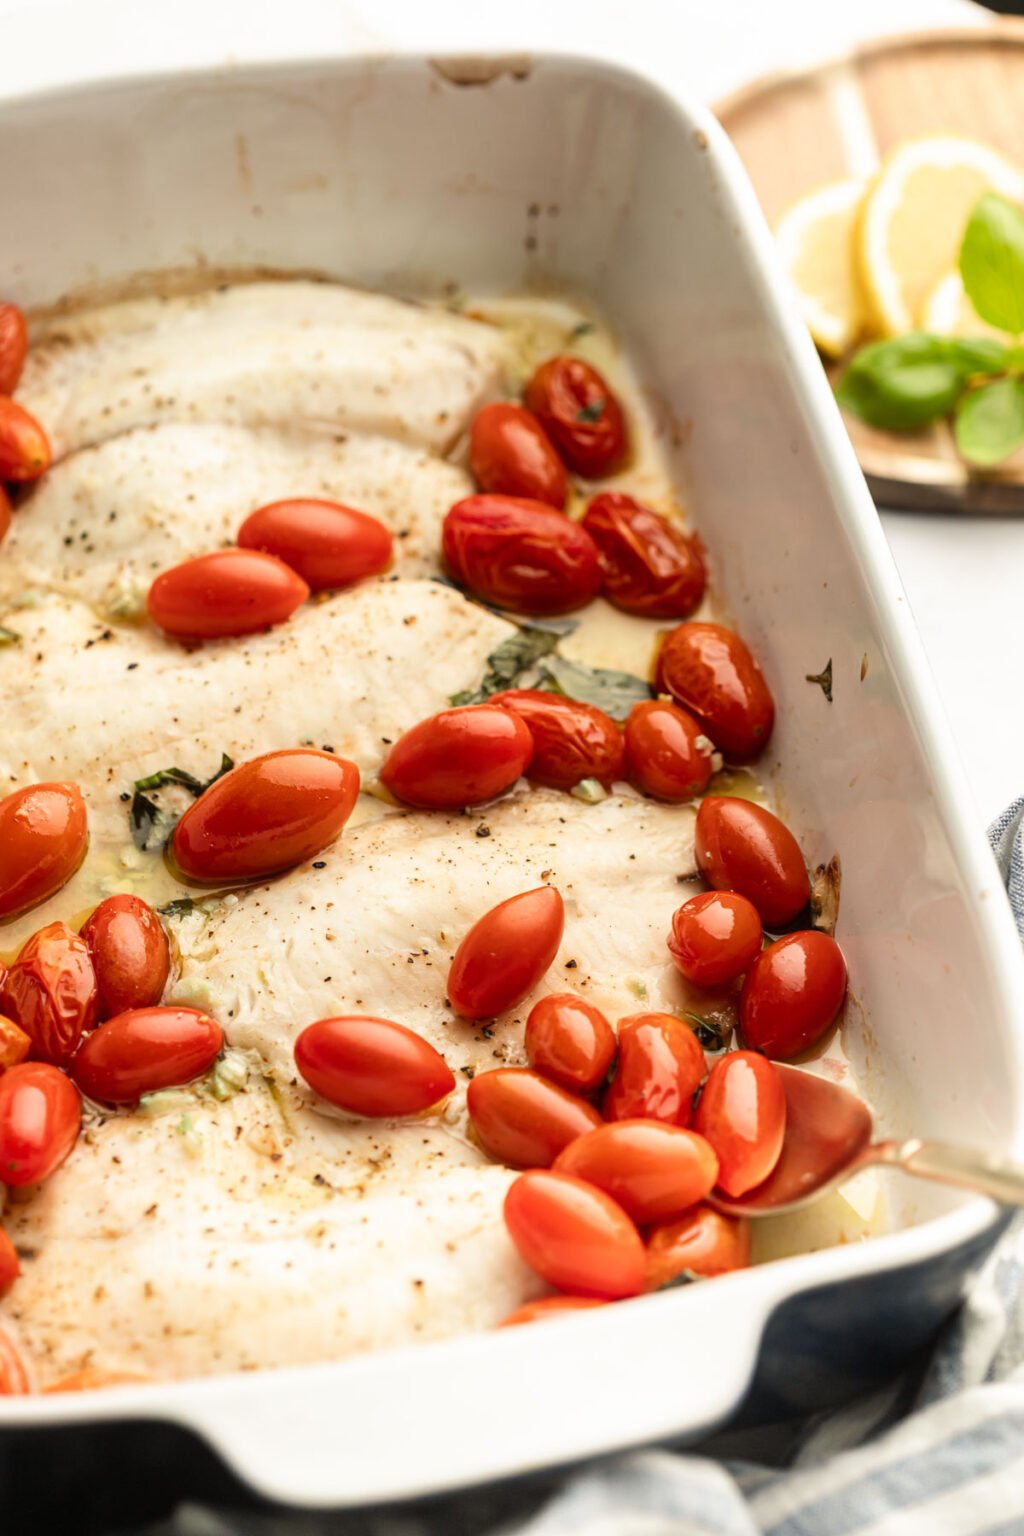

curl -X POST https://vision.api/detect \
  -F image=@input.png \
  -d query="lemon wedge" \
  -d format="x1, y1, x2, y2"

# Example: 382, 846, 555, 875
920, 268, 1006, 341
857, 136, 1024, 336
775, 178, 868, 358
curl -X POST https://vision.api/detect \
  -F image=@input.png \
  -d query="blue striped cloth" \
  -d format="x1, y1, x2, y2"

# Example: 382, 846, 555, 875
159, 804, 1024, 1536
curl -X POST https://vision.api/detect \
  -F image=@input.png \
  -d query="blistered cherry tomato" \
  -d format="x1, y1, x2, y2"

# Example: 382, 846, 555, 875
0, 1062, 81, 1185
695, 1050, 786, 1197
0, 485, 11, 544
0, 398, 50, 482
604, 1013, 705, 1127
172, 748, 358, 883
740, 931, 847, 1059
72, 1006, 223, 1106
489, 689, 624, 790
0, 1330, 29, 1395
147, 549, 309, 640
524, 993, 616, 1093
0, 1229, 19, 1294
505, 1170, 644, 1298
0, 1018, 30, 1072
469, 403, 568, 509
0, 781, 89, 920
499, 1296, 605, 1327
582, 493, 705, 617
523, 357, 628, 478
624, 699, 714, 802
295, 1015, 455, 1118
695, 797, 810, 928
555, 1120, 718, 1225
667, 892, 763, 988
467, 1068, 600, 1168
448, 886, 564, 1019
237, 498, 393, 592
643, 1204, 751, 1289
44, 1369, 150, 1393
1, 922, 98, 1065
0, 305, 28, 396
380, 706, 532, 810
81, 895, 170, 1019
655, 622, 774, 762
442, 495, 601, 615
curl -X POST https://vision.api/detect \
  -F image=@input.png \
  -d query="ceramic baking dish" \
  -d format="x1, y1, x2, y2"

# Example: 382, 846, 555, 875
1, 42, 1024, 1514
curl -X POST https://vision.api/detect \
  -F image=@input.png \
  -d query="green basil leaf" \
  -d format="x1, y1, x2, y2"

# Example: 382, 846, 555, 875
450, 629, 561, 706
537, 654, 653, 721
836, 334, 969, 430
943, 336, 1010, 375
954, 377, 1024, 467
959, 193, 1024, 336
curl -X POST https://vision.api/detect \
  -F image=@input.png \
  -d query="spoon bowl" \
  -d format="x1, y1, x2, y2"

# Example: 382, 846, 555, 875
713, 1064, 1024, 1217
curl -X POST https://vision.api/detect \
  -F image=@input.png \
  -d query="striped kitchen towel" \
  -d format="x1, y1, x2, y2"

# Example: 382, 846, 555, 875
155, 801, 1024, 1536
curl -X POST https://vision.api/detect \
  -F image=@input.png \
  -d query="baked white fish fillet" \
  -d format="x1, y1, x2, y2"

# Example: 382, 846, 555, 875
0, 1080, 532, 1383
18, 282, 508, 459
1, 423, 468, 614
0, 582, 513, 947
172, 790, 703, 1091
0, 791, 701, 1382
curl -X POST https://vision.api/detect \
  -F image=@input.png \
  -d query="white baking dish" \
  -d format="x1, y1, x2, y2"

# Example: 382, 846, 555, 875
2, 39, 1024, 1513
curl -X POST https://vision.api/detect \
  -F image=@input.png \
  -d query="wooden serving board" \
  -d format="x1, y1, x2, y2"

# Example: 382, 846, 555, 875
715, 20, 1024, 515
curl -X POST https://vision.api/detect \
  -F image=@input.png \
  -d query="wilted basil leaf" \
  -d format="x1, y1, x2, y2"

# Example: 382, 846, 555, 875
537, 654, 653, 720
130, 753, 235, 851
0, 626, 21, 647
450, 629, 561, 705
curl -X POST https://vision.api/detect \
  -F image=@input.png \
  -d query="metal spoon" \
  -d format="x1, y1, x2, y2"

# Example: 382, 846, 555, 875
711, 1064, 1024, 1218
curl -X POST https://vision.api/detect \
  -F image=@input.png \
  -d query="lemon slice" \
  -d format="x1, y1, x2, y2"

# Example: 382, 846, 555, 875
857, 136, 1024, 335
775, 178, 868, 358
920, 269, 1006, 341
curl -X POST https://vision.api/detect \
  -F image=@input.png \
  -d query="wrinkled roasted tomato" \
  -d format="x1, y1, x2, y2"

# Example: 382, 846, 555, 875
442, 495, 602, 615
582, 493, 705, 617
524, 357, 628, 477
490, 689, 624, 790
1, 922, 98, 1065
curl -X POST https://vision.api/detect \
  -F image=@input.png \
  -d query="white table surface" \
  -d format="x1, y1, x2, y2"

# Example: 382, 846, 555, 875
3, 0, 1014, 821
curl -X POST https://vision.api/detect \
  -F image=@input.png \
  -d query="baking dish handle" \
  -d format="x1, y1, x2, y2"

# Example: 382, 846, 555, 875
170, 1276, 782, 1508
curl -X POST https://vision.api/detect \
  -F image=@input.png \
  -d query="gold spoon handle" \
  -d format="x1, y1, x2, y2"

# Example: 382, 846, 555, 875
871, 1138, 1024, 1206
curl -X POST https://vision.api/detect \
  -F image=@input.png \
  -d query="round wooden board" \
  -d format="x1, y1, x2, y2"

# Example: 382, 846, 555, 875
715, 21, 1024, 515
